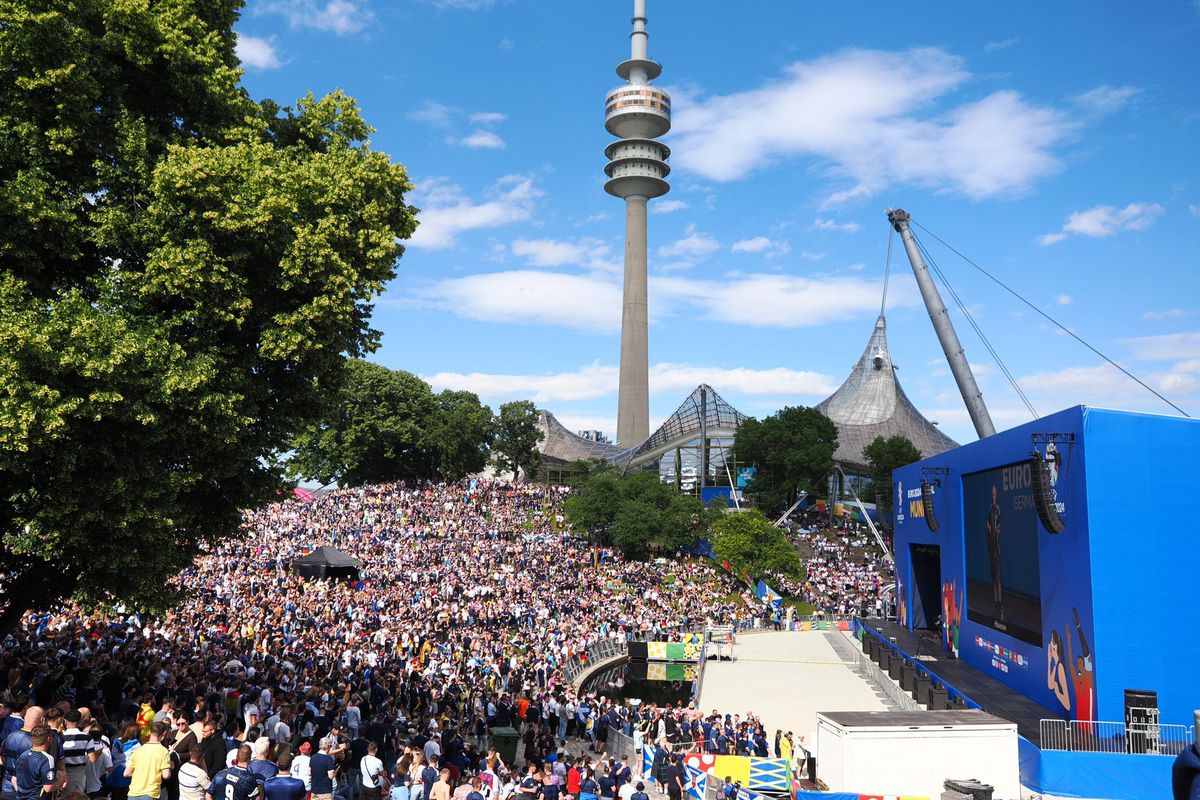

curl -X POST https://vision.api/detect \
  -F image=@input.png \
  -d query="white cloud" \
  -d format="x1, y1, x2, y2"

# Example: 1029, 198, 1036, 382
468, 112, 507, 125
1039, 202, 1165, 245
259, 0, 373, 34
1074, 85, 1141, 113
1056, 294, 1073, 305
419, 268, 897, 331
731, 236, 790, 257
658, 224, 719, 260
510, 238, 619, 273
408, 174, 540, 250
1122, 331, 1200, 362
652, 199, 690, 215
1188, 204, 1200, 218
1142, 309, 1189, 320
235, 35, 282, 70
670, 48, 1071, 201
984, 38, 1019, 53
814, 217, 861, 233
459, 130, 506, 149
421, 271, 620, 332
425, 361, 837, 405
409, 101, 456, 127
652, 273, 898, 328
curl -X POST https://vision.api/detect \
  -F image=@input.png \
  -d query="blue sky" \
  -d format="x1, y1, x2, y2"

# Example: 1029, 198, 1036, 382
234, 0, 1200, 446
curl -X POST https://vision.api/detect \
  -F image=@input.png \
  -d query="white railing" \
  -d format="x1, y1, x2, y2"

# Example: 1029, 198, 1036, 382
1039, 718, 1195, 755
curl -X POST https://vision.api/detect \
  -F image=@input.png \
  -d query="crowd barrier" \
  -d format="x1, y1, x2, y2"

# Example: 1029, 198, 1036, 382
1039, 718, 1194, 756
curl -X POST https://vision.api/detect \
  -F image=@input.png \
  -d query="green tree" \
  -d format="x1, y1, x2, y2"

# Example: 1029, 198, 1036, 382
863, 435, 923, 522
565, 469, 711, 558
733, 406, 839, 517
289, 361, 495, 486
0, 1, 417, 630
429, 389, 497, 479
709, 510, 803, 581
492, 400, 544, 481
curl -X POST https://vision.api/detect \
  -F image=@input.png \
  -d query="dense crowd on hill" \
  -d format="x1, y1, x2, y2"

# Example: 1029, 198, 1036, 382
0, 479, 824, 800
780, 521, 894, 618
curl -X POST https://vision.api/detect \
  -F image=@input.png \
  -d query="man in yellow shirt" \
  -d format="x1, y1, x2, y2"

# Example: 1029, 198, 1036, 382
125, 721, 172, 800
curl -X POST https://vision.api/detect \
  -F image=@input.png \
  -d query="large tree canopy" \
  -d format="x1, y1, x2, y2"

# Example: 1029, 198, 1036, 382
0, 0, 418, 629
733, 406, 839, 517
491, 401, 544, 481
564, 466, 712, 560
863, 435, 923, 523
709, 509, 803, 582
288, 360, 495, 486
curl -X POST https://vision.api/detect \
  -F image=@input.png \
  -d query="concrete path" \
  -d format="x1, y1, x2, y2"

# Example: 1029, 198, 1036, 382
697, 631, 887, 743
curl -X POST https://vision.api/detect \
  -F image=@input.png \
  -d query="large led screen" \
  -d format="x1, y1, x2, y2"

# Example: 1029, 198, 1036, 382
963, 461, 1043, 645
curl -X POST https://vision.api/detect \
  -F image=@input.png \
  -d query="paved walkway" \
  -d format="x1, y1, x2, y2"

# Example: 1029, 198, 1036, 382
697, 631, 887, 742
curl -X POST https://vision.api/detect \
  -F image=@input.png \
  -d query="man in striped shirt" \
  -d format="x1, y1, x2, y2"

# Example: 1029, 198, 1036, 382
62, 710, 101, 794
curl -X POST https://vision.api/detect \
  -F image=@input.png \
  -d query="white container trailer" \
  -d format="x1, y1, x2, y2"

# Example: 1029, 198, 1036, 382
815, 710, 1020, 799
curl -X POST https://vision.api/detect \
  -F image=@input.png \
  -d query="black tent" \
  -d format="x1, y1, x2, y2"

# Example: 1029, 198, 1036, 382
290, 546, 361, 581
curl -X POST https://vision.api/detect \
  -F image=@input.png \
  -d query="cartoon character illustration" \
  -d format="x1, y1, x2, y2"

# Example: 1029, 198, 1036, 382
986, 484, 1003, 620
1067, 608, 1095, 727
1047, 629, 1071, 714
941, 579, 962, 658
1046, 443, 1059, 486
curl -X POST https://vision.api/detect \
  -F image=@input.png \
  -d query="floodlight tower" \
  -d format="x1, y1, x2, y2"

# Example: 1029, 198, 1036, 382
605, 0, 671, 446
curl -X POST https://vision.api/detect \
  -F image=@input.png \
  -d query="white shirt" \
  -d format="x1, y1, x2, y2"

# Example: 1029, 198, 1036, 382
293, 754, 312, 790
618, 784, 636, 800
361, 754, 384, 788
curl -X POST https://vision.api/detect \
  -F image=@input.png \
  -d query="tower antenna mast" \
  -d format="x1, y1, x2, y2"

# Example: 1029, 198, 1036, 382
888, 209, 996, 439
605, 0, 671, 446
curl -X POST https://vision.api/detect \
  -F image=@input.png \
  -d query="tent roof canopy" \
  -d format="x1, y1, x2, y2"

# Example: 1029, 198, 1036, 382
291, 546, 361, 568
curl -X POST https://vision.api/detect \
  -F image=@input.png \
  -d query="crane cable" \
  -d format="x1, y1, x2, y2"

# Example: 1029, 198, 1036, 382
911, 232, 1039, 420
912, 220, 1190, 419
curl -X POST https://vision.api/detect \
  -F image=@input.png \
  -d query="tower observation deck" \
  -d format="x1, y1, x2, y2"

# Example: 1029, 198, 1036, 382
607, 0, 670, 447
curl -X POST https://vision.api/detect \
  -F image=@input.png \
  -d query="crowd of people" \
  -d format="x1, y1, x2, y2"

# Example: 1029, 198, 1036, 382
780, 519, 894, 619
0, 480, 803, 800
0, 480, 892, 800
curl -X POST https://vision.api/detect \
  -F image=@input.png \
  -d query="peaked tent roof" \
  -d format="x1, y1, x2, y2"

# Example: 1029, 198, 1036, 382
536, 410, 622, 466
817, 315, 958, 473
624, 384, 749, 463
291, 546, 361, 569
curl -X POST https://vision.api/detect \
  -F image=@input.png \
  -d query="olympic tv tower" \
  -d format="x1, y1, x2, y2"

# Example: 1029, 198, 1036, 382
605, 0, 671, 446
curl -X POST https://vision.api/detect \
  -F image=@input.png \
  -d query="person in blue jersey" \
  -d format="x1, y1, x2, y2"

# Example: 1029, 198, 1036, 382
248, 739, 278, 782
206, 766, 230, 800
263, 753, 306, 800
13, 726, 63, 800
224, 745, 264, 800
308, 738, 338, 800
1, 706, 42, 800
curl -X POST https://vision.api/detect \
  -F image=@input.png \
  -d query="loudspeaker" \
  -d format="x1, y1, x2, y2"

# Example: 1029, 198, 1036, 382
921, 479, 939, 532
627, 641, 648, 661
1029, 452, 1065, 533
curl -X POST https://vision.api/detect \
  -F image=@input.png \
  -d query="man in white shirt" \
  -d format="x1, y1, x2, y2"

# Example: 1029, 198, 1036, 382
360, 743, 385, 800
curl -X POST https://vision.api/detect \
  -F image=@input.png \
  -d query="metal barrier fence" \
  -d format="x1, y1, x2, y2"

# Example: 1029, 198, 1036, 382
609, 729, 642, 773
1039, 718, 1195, 755
563, 637, 629, 685
823, 628, 923, 712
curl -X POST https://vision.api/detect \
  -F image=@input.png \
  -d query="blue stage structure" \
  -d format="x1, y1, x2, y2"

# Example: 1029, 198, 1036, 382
887, 405, 1200, 800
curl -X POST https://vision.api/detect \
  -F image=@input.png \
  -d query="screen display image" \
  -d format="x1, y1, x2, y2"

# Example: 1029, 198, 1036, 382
963, 462, 1043, 645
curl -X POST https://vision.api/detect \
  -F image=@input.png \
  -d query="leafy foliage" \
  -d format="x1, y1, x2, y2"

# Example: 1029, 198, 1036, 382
0, 0, 418, 629
732, 406, 839, 516
288, 361, 495, 486
709, 510, 803, 581
491, 400, 544, 481
564, 468, 712, 559
862, 435, 923, 522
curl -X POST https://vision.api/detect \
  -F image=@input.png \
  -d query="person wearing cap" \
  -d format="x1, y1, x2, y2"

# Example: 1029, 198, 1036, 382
628, 783, 648, 800
292, 741, 313, 793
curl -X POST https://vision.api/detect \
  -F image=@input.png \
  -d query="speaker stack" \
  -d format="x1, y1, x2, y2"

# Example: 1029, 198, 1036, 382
1029, 451, 1065, 533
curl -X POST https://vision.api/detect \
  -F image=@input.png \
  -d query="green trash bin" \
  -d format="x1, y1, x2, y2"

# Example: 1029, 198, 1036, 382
490, 726, 520, 765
